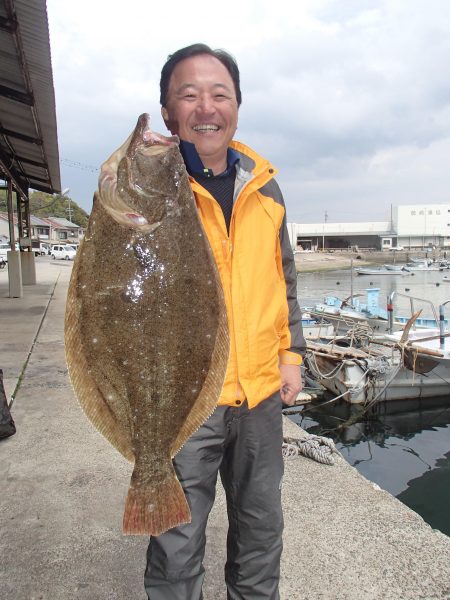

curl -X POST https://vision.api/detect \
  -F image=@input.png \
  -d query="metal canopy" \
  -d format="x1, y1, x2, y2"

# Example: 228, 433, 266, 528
0, 0, 61, 198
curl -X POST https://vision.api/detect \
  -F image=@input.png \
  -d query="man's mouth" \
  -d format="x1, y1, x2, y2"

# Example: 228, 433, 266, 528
192, 124, 220, 132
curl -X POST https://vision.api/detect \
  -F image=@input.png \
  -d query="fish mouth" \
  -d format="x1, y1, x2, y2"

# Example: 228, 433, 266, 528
192, 124, 220, 133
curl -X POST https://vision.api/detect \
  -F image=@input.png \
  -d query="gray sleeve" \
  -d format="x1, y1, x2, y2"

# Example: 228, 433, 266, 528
279, 212, 307, 357
259, 177, 306, 357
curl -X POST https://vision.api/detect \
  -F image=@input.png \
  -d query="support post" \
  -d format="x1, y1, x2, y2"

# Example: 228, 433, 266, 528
20, 252, 36, 285
7, 251, 23, 298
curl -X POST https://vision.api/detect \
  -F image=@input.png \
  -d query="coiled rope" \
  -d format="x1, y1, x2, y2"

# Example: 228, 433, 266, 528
282, 434, 341, 465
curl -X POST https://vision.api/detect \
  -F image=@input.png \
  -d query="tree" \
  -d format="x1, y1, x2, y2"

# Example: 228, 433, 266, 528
0, 189, 89, 228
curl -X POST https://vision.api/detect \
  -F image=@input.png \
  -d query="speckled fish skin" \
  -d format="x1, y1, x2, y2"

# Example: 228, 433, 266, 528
64, 114, 229, 535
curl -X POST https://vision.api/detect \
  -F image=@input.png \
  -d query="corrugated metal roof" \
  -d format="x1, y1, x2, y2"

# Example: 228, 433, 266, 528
30, 214, 49, 226
47, 216, 78, 228
0, 211, 79, 228
0, 0, 60, 196
42, 216, 80, 229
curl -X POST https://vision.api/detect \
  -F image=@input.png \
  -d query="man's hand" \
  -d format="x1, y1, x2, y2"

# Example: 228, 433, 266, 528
279, 364, 303, 406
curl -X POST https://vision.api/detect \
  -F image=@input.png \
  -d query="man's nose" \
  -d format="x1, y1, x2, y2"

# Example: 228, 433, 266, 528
197, 94, 215, 113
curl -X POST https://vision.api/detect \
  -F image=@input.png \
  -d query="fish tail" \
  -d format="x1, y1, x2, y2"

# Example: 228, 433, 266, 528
122, 476, 191, 536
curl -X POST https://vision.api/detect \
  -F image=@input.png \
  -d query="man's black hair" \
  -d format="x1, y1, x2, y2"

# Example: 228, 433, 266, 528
160, 43, 242, 107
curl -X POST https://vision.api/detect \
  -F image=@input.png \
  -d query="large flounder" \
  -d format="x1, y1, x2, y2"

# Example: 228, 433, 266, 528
64, 114, 229, 535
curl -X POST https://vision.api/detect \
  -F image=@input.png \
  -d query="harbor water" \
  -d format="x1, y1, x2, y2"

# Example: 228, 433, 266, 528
292, 266, 450, 537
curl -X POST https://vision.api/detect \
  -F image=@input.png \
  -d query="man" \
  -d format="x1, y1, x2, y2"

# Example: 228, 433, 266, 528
144, 43, 305, 600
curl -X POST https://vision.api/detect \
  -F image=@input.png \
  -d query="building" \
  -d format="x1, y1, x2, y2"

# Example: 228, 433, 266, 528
41, 217, 84, 245
0, 212, 83, 246
393, 204, 450, 249
287, 203, 450, 251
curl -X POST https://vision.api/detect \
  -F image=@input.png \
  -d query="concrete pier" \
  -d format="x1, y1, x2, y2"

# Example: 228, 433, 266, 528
1, 259, 449, 600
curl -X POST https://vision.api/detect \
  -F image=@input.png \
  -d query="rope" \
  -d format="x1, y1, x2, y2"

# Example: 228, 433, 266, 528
305, 350, 346, 380
282, 434, 341, 465
344, 320, 374, 347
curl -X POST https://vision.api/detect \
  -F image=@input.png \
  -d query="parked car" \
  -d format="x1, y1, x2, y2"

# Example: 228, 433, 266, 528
51, 245, 77, 261
0, 243, 10, 262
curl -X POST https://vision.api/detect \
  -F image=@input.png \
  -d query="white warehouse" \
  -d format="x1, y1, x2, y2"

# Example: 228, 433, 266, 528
287, 203, 450, 251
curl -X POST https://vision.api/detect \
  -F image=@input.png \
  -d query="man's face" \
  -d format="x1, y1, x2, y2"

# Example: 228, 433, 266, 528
162, 54, 239, 172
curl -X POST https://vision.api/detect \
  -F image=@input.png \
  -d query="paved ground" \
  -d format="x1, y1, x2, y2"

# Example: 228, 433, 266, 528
1, 258, 450, 600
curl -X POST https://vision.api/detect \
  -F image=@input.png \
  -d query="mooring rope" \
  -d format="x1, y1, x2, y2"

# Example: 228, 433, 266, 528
282, 434, 341, 465
305, 350, 346, 380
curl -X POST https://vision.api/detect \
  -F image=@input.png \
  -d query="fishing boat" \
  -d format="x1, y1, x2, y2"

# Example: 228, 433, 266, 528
301, 312, 335, 340
404, 261, 449, 272
304, 304, 450, 404
355, 267, 410, 276
383, 263, 408, 271
307, 289, 449, 335
305, 329, 450, 404
307, 288, 390, 332
306, 299, 375, 334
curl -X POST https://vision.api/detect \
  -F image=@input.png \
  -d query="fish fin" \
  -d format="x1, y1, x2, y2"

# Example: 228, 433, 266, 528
65, 245, 134, 462
122, 474, 191, 536
171, 267, 230, 456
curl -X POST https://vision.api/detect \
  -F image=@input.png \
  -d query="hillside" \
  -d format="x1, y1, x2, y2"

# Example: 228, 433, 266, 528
0, 190, 89, 228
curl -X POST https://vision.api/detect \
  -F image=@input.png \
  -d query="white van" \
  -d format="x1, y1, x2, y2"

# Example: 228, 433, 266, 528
51, 245, 77, 261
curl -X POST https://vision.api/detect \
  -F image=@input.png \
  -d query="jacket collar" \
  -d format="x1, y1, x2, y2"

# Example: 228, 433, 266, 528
179, 140, 240, 178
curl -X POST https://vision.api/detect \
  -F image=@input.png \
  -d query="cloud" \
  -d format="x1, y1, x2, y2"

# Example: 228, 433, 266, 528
46, 0, 450, 224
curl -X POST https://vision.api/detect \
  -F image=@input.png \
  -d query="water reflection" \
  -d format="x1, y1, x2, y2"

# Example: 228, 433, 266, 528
294, 267, 450, 536
288, 397, 450, 536
298, 267, 450, 320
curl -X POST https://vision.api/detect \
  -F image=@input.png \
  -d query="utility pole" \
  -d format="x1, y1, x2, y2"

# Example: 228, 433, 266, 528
62, 188, 72, 222
322, 210, 328, 251
66, 197, 73, 222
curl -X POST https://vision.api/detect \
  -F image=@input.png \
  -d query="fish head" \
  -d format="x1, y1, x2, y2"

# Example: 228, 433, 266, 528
98, 114, 185, 232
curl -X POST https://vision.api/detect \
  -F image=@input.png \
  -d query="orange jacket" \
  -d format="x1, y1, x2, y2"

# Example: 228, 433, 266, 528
190, 140, 305, 408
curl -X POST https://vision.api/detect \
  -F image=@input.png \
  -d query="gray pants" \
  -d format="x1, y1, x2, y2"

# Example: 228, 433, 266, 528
144, 392, 284, 600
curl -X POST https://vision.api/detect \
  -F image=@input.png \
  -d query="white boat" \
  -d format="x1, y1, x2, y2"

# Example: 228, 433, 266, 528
301, 312, 335, 340
383, 263, 407, 272
409, 257, 431, 264
307, 302, 374, 334
404, 261, 449, 272
306, 289, 449, 335
306, 328, 450, 404
355, 267, 410, 276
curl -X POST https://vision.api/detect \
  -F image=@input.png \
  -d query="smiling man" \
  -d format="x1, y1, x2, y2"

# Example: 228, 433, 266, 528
144, 43, 305, 600
161, 52, 238, 175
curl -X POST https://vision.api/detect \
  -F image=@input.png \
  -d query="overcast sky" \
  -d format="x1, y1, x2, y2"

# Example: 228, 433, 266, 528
46, 0, 450, 224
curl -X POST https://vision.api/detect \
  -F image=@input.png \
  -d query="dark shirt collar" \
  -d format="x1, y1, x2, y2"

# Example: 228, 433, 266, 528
179, 140, 240, 178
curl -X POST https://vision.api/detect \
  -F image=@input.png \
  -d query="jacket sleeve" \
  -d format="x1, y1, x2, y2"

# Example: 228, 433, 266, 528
278, 211, 306, 365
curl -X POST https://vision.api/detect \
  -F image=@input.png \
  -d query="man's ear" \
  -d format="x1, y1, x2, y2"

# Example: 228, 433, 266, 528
161, 106, 169, 124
